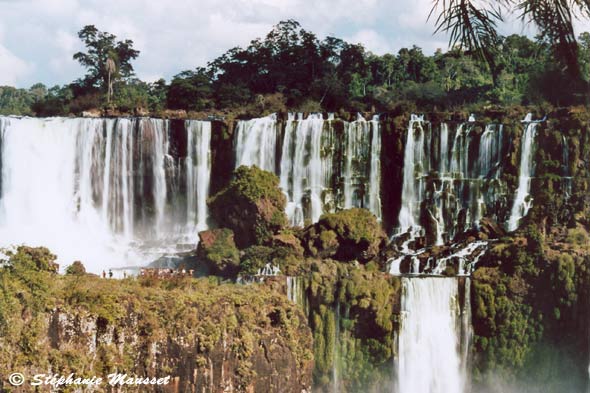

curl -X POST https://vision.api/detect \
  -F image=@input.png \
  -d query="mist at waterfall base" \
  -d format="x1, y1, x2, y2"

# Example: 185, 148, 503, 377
0, 116, 211, 273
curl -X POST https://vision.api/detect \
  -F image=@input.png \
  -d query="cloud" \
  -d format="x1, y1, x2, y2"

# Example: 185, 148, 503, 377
0, 0, 475, 87
0, 43, 32, 86
346, 29, 393, 55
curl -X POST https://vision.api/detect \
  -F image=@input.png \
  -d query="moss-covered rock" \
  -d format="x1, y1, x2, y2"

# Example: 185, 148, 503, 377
471, 223, 590, 392
302, 208, 385, 262
304, 259, 401, 392
197, 228, 240, 278
240, 239, 305, 277
209, 166, 288, 248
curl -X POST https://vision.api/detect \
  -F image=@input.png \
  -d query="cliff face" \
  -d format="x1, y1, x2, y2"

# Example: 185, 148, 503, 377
0, 247, 313, 393
467, 108, 590, 392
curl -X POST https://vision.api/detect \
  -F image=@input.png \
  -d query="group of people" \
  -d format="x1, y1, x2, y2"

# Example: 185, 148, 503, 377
101, 269, 129, 279
139, 268, 194, 278
99, 268, 193, 279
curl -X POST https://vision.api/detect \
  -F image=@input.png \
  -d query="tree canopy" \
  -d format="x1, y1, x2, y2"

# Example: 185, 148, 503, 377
73, 25, 140, 91
2, 19, 590, 116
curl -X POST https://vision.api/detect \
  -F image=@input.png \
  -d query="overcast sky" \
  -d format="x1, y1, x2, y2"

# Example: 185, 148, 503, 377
1, 0, 590, 88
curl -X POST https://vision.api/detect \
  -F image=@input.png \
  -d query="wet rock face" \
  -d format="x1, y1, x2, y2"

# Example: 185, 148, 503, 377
45, 307, 312, 393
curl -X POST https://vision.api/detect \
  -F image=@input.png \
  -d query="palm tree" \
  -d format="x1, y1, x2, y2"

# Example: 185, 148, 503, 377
430, 0, 590, 78
106, 56, 116, 103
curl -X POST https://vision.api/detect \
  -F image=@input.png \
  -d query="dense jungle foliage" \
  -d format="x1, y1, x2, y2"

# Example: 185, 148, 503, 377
2, 20, 590, 117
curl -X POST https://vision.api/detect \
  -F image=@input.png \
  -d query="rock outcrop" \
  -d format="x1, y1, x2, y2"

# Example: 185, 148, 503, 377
208, 166, 288, 248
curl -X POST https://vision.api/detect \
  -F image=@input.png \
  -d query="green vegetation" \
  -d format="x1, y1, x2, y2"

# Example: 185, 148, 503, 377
0, 246, 313, 392
431, 1, 590, 81
208, 166, 287, 248
73, 25, 139, 98
4, 21, 590, 117
65, 261, 86, 276
303, 208, 385, 262
306, 259, 400, 391
471, 223, 590, 391
196, 228, 240, 278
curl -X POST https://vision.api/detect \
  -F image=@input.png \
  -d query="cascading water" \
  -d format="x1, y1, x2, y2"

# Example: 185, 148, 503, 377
280, 113, 326, 226
186, 120, 212, 233
234, 114, 277, 173
235, 113, 382, 226
397, 115, 507, 245
368, 115, 382, 221
0, 116, 212, 272
342, 114, 382, 220
398, 277, 465, 393
398, 114, 423, 233
507, 116, 538, 231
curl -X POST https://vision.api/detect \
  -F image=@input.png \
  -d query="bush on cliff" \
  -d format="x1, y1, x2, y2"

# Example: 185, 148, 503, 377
196, 228, 240, 278
65, 261, 87, 276
208, 166, 287, 248
302, 208, 385, 262
240, 235, 304, 276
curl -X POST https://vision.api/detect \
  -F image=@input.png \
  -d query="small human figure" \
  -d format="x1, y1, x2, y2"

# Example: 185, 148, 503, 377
108, 269, 113, 278
102, 270, 106, 279
123, 271, 127, 279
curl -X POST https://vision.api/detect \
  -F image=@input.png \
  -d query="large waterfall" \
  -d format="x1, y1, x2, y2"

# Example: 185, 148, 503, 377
398, 277, 465, 393
235, 113, 382, 226
0, 116, 211, 272
397, 115, 506, 244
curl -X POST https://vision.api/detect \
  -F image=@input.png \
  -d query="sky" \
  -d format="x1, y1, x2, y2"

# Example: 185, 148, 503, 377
1, 0, 590, 88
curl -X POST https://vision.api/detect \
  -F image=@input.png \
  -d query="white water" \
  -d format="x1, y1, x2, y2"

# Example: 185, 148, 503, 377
432, 241, 488, 276
236, 113, 382, 226
398, 277, 464, 393
507, 120, 538, 231
186, 120, 212, 233
0, 116, 212, 272
397, 115, 508, 244
368, 115, 382, 221
281, 113, 325, 226
234, 114, 277, 172
398, 115, 424, 232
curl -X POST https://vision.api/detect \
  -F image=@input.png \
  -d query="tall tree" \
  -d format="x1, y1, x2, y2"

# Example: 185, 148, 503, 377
73, 25, 140, 92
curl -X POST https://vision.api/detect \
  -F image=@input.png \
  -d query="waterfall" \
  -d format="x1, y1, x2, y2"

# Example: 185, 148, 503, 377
186, 120, 212, 232
237, 113, 382, 227
460, 278, 472, 387
234, 114, 277, 172
398, 277, 464, 393
369, 115, 382, 221
0, 116, 212, 272
398, 115, 424, 233
507, 120, 538, 231
280, 113, 326, 226
342, 114, 382, 220
397, 115, 508, 244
